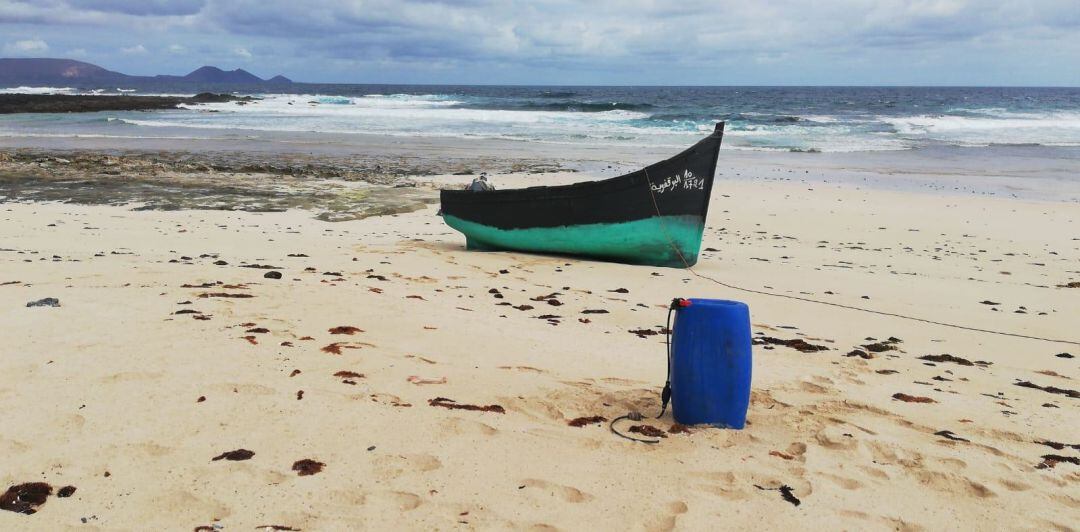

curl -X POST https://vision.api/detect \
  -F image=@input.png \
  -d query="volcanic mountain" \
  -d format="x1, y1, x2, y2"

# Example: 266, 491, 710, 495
0, 58, 292, 87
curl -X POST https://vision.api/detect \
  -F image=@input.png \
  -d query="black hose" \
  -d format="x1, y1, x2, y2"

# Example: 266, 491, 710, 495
657, 305, 674, 418
609, 412, 660, 444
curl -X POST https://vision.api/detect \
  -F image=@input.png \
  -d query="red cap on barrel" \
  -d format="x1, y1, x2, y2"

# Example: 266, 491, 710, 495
672, 298, 692, 309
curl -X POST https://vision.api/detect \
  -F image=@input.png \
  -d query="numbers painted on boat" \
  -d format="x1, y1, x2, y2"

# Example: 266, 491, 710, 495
649, 170, 704, 194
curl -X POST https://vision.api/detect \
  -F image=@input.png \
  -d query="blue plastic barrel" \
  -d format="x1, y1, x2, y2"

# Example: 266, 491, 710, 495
670, 298, 752, 428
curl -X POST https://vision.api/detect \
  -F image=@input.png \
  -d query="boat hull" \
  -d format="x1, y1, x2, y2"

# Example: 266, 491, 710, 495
440, 123, 724, 268
444, 213, 705, 267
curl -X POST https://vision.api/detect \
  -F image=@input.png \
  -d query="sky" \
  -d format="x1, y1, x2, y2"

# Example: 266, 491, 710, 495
2, 0, 1079, 86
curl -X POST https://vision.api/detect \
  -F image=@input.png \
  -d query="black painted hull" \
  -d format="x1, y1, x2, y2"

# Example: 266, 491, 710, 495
440, 122, 724, 267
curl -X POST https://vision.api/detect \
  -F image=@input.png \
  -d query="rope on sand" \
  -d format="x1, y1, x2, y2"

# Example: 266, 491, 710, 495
642, 169, 1080, 347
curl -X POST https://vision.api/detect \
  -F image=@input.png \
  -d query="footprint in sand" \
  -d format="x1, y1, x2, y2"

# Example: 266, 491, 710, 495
1050, 493, 1079, 510
864, 440, 924, 468
439, 417, 498, 436
998, 478, 1032, 492
690, 471, 750, 500
360, 490, 423, 512
644, 501, 689, 532
373, 453, 443, 477
814, 425, 858, 451
57, 413, 86, 433
0, 436, 32, 454
914, 470, 995, 499
209, 383, 277, 396
520, 479, 593, 503
497, 396, 566, 422
497, 365, 545, 374
786, 442, 808, 458
524, 525, 559, 532
857, 464, 891, 480
838, 511, 925, 532
155, 489, 231, 522
121, 441, 174, 458
934, 457, 968, 472
799, 380, 830, 394
771, 442, 809, 462
820, 472, 863, 490
98, 371, 165, 383
600, 377, 646, 386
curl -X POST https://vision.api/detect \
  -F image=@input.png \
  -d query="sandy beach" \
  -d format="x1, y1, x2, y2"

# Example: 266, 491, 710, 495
1, 140, 1078, 530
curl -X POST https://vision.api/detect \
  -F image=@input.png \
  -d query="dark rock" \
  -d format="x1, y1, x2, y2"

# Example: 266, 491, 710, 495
26, 297, 60, 308
0, 92, 255, 114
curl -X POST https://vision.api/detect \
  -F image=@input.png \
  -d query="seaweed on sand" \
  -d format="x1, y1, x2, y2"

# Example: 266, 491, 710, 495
754, 484, 801, 507
428, 397, 504, 413
893, 393, 936, 403
0, 483, 52, 514
754, 336, 829, 353
211, 449, 254, 461
567, 416, 607, 427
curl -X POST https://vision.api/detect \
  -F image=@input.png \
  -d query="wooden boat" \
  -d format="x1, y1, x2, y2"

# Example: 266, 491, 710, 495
440, 122, 724, 268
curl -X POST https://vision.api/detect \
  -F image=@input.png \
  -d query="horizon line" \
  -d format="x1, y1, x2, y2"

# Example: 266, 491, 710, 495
2, 57, 1079, 89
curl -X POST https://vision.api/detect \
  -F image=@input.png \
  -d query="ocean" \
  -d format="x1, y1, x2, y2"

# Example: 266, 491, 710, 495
2, 85, 1080, 153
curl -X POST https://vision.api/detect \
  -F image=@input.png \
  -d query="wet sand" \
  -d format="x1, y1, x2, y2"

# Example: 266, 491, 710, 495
1, 147, 1079, 529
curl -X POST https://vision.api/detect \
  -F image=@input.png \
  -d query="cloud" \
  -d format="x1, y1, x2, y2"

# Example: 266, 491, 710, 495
121, 43, 148, 55
196, 0, 1080, 69
66, 0, 206, 16
1, 0, 1078, 84
0, 0, 201, 27
3, 38, 48, 55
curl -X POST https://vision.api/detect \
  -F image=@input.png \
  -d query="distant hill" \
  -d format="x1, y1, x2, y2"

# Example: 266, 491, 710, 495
0, 58, 293, 88
0, 58, 127, 85
181, 66, 266, 84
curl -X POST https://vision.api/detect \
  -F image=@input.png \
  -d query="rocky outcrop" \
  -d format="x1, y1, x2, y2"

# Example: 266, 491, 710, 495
0, 93, 253, 114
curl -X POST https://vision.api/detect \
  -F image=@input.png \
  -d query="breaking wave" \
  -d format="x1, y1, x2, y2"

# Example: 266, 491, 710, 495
3, 86, 1079, 152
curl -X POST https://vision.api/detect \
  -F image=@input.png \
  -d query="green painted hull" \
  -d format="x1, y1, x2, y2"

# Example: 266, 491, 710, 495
443, 214, 704, 267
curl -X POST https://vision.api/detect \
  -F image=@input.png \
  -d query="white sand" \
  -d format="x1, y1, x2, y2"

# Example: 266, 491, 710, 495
1, 170, 1078, 530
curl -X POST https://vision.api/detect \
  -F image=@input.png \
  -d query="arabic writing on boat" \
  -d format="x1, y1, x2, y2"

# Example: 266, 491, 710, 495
650, 170, 704, 194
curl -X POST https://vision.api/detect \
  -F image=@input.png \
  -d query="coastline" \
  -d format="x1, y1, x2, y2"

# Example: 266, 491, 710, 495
4, 130, 1080, 203
2, 134, 1079, 528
